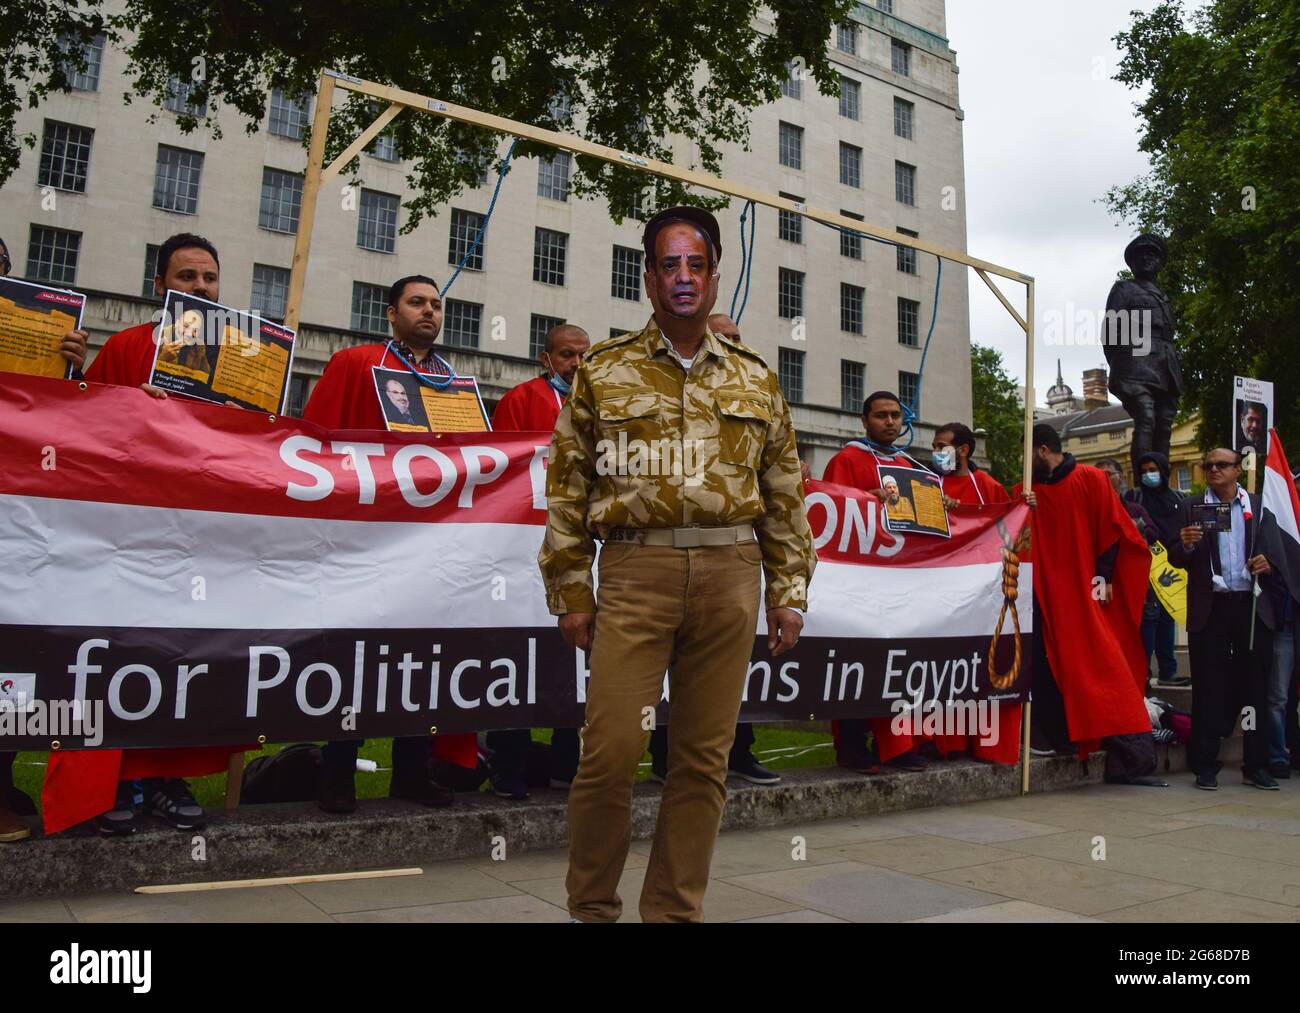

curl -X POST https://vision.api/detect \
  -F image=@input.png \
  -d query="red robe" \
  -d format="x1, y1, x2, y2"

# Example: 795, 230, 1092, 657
83, 321, 157, 388
44, 323, 235, 834
822, 442, 938, 762
932, 470, 1021, 765
1016, 463, 1151, 753
491, 374, 564, 432
304, 341, 477, 770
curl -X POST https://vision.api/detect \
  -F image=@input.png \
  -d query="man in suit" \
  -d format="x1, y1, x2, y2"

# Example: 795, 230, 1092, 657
1168, 448, 1281, 790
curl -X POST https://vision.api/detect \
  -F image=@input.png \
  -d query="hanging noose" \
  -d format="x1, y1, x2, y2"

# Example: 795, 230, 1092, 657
987, 522, 1031, 690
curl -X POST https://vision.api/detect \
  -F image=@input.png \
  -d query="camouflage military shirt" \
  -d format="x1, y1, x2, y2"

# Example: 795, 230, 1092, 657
538, 318, 816, 615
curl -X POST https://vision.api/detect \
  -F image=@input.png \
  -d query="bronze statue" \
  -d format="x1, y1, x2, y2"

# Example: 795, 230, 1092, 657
1103, 234, 1182, 475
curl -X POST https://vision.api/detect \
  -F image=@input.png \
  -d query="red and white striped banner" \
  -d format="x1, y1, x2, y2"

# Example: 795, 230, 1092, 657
0, 374, 1032, 750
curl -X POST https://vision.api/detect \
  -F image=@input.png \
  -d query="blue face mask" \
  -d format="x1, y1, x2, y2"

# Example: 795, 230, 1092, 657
1141, 472, 1162, 488
546, 371, 571, 396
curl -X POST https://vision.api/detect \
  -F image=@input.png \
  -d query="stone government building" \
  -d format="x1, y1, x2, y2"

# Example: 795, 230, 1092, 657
1, 0, 973, 477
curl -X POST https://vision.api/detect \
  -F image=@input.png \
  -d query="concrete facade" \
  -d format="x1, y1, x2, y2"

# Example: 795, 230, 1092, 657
1, 0, 971, 476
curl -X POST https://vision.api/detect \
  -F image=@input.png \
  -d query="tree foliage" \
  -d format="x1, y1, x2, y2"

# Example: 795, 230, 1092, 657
1106, 0, 1300, 453
970, 343, 1024, 488
3, 0, 854, 231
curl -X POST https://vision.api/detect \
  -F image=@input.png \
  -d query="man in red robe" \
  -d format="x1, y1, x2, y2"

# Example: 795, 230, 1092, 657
304, 274, 480, 813
821, 392, 943, 773
485, 322, 590, 799
929, 423, 1021, 764
1017, 424, 1155, 767
43, 233, 235, 836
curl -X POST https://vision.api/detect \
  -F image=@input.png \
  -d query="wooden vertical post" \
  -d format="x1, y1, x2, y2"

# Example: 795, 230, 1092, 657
1021, 278, 1035, 796
284, 72, 336, 332
224, 752, 244, 809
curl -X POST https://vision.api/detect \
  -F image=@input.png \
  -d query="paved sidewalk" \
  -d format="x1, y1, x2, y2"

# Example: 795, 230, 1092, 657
4, 780, 1298, 923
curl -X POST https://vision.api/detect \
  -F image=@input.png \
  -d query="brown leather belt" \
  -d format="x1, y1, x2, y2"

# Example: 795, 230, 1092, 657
603, 524, 756, 548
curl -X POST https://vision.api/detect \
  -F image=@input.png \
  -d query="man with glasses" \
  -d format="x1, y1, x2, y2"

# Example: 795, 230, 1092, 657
1169, 449, 1282, 790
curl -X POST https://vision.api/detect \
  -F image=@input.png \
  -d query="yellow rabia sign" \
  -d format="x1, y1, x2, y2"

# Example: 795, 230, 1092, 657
1149, 541, 1187, 624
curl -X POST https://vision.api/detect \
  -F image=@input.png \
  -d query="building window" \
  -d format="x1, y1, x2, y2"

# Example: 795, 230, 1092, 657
60, 33, 105, 92
778, 194, 804, 244
841, 361, 865, 412
778, 268, 804, 320
841, 210, 864, 260
533, 227, 568, 286
258, 168, 303, 233
38, 121, 93, 193
780, 61, 802, 99
897, 227, 918, 274
611, 245, 643, 301
877, 0, 894, 13
163, 75, 207, 118
537, 152, 571, 201
836, 22, 859, 55
26, 225, 81, 284
153, 145, 204, 214
268, 89, 310, 140
894, 97, 915, 140
447, 208, 485, 271
609, 328, 631, 339
892, 40, 912, 77
1079, 434, 1098, 445
250, 264, 290, 320
1109, 431, 1124, 440
778, 121, 803, 169
898, 370, 919, 409
142, 244, 159, 298
287, 374, 310, 418
895, 160, 917, 206
839, 77, 860, 120
841, 284, 865, 335
370, 131, 399, 163
839, 142, 862, 188
1175, 465, 1191, 492
351, 282, 389, 334
898, 297, 920, 347
778, 348, 805, 404
357, 189, 399, 253
443, 299, 482, 349
530, 314, 565, 358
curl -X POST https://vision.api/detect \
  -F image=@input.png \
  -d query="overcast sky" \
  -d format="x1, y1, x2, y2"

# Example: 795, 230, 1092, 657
946, 0, 1161, 404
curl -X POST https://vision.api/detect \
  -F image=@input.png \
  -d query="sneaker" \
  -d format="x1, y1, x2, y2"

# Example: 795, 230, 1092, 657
94, 780, 139, 836
0, 804, 30, 844
1194, 773, 1218, 791
491, 773, 530, 801
1156, 675, 1191, 688
1243, 770, 1280, 791
728, 754, 782, 786
837, 751, 883, 775
390, 772, 454, 807
885, 751, 927, 773
1268, 764, 1292, 780
1029, 746, 1057, 758
146, 778, 206, 831
318, 765, 357, 814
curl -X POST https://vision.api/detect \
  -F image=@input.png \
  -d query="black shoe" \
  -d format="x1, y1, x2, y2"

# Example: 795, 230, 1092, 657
1243, 770, 1280, 791
648, 760, 667, 785
491, 773, 530, 801
1194, 773, 1218, 791
837, 750, 882, 775
94, 780, 139, 836
885, 751, 927, 773
728, 753, 782, 785
390, 772, 454, 807
0, 804, 30, 843
317, 765, 357, 814
1156, 675, 1190, 688
1268, 764, 1292, 780
146, 778, 206, 831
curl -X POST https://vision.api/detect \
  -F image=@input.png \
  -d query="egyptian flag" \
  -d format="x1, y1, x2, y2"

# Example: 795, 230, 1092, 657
1263, 429, 1300, 603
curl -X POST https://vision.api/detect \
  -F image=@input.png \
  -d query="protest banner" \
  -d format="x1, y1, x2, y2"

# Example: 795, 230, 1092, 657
371, 365, 489, 432
0, 277, 85, 379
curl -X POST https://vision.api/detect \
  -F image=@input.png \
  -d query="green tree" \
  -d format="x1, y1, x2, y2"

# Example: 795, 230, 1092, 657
3, 0, 854, 230
1105, 0, 1300, 453
970, 343, 1024, 488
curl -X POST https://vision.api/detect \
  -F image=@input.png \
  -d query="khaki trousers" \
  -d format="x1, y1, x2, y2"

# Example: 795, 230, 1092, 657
566, 539, 762, 923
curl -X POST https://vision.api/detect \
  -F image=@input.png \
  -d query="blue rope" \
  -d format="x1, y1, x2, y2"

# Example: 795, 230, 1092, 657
729, 200, 756, 324
442, 137, 519, 296
815, 219, 944, 450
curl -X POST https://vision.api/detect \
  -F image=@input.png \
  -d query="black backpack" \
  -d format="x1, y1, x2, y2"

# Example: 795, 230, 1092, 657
240, 743, 322, 804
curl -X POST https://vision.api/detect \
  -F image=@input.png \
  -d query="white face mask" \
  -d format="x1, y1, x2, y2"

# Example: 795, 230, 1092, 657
932, 447, 957, 474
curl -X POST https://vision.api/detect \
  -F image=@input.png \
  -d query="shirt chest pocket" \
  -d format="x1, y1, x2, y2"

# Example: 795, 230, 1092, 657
714, 391, 771, 470
596, 391, 665, 445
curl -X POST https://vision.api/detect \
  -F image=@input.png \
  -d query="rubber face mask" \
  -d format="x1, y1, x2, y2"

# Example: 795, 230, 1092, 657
932, 447, 957, 474
1141, 472, 1162, 488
